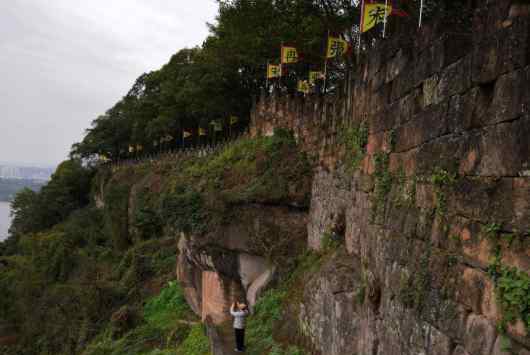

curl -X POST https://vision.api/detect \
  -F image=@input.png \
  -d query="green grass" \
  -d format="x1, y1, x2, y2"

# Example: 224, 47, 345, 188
246, 289, 287, 353
339, 122, 369, 172
84, 281, 202, 355
159, 129, 311, 237
244, 250, 325, 355
144, 281, 193, 329
176, 324, 210, 355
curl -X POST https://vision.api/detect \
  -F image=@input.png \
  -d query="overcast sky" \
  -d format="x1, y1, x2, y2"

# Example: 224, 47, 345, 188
0, 0, 218, 167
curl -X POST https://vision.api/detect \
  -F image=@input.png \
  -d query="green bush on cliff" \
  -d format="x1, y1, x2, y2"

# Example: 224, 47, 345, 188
84, 280, 199, 355
340, 121, 368, 171
9, 159, 94, 237
159, 129, 311, 237
246, 289, 286, 353
245, 287, 306, 355
494, 265, 530, 331
161, 186, 210, 235
144, 281, 192, 329
132, 188, 163, 242
175, 324, 210, 355
104, 181, 133, 250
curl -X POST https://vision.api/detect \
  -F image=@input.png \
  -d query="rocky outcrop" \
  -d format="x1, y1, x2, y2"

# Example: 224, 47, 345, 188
250, 1, 530, 354
176, 204, 307, 326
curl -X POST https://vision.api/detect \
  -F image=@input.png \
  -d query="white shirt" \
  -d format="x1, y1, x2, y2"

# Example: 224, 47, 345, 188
230, 305, 249, 329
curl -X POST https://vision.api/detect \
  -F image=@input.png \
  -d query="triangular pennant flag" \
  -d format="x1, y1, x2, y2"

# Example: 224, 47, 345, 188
183, 131, 192, 139
199, 128, 207, 136
229, 116, 239, 125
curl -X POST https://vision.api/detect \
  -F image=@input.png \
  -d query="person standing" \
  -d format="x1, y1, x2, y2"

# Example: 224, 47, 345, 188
230, 301, 249, 352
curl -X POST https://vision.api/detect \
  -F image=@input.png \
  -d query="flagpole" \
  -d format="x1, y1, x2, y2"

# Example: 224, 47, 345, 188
323, 30, 329, 94
383, 0, 389, 38
280, 42, 284, 92
419, 0, 424, 28
266, 60, 269, 92
358, 0, 365, 54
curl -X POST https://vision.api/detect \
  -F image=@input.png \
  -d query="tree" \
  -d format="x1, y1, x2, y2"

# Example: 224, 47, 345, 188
8, 160, 94, 237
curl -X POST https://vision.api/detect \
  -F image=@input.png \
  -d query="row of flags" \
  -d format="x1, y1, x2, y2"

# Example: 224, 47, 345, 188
268, 35, 349, 77
267, 35, 349, 93
123, 116, 240, 155
266, 0, 417, 92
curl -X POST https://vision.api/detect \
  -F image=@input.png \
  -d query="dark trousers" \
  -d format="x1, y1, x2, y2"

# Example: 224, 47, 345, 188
235, 328, 245, 351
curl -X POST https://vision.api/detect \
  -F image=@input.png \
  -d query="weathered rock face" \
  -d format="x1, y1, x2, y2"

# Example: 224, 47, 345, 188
176, 204, 308, 327
251, 1, 530, 354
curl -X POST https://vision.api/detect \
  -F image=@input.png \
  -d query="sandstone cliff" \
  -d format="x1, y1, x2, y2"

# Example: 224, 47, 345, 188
248, 1, 530, 354
88, 2, 530, 354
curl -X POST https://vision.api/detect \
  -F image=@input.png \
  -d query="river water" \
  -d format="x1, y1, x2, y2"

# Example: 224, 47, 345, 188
0, 201, 12, 241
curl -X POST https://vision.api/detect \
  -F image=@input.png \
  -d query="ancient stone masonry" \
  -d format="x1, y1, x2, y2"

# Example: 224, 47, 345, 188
251, 1, 530, 354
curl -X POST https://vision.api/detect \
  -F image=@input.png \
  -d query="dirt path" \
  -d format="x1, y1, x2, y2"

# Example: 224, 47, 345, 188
207, 320, 243, 355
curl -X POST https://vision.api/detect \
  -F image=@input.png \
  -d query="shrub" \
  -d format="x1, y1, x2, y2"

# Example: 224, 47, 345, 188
176, 324, 210, 355
144, 281, 193, 329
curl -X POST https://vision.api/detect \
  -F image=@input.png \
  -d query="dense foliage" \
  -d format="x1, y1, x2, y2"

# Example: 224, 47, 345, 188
69, 0, 474, 163
0, 129, 310, 354
8, 160, 94, 239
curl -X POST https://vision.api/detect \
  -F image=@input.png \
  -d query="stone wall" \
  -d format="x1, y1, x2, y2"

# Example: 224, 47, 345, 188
251, 1, 530, 354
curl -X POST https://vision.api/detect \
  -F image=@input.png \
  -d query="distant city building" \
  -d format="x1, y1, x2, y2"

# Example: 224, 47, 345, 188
0, 165, 54, 181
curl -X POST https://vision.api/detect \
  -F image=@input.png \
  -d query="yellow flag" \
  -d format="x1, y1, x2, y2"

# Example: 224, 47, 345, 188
326, 36, 349, 58
297, 80, 310, 94
199, 128, 207, 136
267, 64, 282, 79
230, 116, 239, 125
136, 144, 143, 152
309, 71, 324, 85
211, 120, 223, 131
183, 131, 192, 139
98, 154, 109, 162
361, 3, 392, 33
281, 46, 298, 64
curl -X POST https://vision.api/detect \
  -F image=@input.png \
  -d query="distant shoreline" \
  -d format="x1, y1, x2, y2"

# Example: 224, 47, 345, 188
0, 177, 46, 202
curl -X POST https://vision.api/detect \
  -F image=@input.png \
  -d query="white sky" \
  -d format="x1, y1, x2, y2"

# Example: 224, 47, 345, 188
0, 0, 219, 167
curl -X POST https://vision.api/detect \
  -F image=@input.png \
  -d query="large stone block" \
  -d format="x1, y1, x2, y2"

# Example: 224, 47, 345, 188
386, 48, 410, 84
414, 133, 466, 174
308, 169, 351, 250
450, 177, 514, 226
475, 115, 530, 177
300, 252, 363, 355
434, 55, 473, 105
394, 102, 449, 153
472, 17, 529, 84
464, 314, 497, 355
443, 32, 473, 67
414, 40, 445, 87
486, 68, 530, 126
346, 190, 371, 256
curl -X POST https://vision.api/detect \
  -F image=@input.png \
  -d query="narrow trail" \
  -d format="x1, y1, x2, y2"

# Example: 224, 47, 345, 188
208, 321, 243, 355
